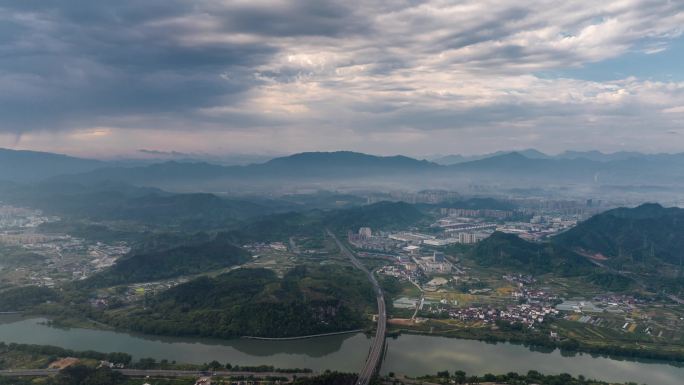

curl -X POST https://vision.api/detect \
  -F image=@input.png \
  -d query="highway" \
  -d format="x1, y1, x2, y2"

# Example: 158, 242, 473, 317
328, 230, 386, 385
0, 368, 312, 380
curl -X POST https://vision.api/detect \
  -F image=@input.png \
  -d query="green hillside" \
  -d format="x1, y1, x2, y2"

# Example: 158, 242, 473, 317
102, 266, 375, 338
469, 232, 593, 276
324, 201, 425, 231
225, 201, 426, 243
555, 203, 684, 268
0, 286, 58, 312
231, 211, 325, 242
0, 183, 276, 230
82, 236, 249, 287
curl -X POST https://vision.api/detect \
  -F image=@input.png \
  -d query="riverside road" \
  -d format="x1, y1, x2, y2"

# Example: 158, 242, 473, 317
0, 369, 312, 379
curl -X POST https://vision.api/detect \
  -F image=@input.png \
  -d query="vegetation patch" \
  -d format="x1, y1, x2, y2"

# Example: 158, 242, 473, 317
100, 265, 375, 338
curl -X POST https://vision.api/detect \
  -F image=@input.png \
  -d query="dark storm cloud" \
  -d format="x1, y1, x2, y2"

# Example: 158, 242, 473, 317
0, 0, 366, 132
1, 0, 684, 156
208, 1, 369, 37
429, 7, 532, 52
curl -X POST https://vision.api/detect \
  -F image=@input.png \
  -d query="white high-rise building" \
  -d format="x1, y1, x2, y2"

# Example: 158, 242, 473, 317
358, 227, 372, 239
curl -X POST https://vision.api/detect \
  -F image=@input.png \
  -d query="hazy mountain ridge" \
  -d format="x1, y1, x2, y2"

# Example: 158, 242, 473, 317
0, 181, 281, 229
431, 149, 549, 164
449, 151, 684, 185
227, 201, 429, 243
431, 149, 682, 164
0, 148, 104, 182
324, 201, 426, 231
3, 148, 684, 190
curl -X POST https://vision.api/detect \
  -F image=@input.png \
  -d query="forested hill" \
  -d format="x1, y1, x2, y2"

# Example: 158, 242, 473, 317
81, 236, 249, 288
0, 148, 103, 182
554, 203, 684, 267
100, 266, 375, 338
323, 201, 426, 231
0, 181, 282, 229
469, 232, 593, 276
0, 286, 58, 312
225, 201, 427, 243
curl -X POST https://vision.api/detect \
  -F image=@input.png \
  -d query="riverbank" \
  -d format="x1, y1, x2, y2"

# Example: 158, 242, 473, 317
2, 316, 684, 385
19, 310, 375, 345
386, 318, 684, 364
28, 309, 684, 366
0, 316, 371, 372
382, 333, 684, 385
27, 308, 684, 366
42, 314, 369, 341
0, 342, 314, 375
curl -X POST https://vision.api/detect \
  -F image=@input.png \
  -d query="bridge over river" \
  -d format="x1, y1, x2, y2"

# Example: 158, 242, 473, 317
329, 230, 386, 385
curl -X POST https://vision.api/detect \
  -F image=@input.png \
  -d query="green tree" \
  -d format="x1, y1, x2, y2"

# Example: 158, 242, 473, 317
453, 370, 466, 384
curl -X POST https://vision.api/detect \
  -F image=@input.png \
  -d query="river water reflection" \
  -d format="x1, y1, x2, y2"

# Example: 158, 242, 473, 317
383, 334, 684, 385
0, 316, 369, 372
1, 316, 682, 385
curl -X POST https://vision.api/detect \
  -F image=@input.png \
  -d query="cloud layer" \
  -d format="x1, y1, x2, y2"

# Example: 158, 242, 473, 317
1, 0, 684, 156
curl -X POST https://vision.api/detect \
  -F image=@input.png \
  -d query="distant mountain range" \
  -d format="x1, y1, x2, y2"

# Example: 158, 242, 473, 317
429, 149, 670, 165
447, 151, 684, 186
430, 149, 549, 164
40, 151, 442, 187
0, 148, 104, 182
130, 149, 276, 166
2, 147, 684, 190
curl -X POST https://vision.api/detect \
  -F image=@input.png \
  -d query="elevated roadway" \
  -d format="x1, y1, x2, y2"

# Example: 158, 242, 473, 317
328, 230, 386, 385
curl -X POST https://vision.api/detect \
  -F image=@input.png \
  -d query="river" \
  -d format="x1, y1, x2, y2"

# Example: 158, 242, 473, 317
0, 316, 682, 385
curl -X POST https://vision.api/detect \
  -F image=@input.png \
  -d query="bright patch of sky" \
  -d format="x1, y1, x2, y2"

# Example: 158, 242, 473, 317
540, 36, 684, 82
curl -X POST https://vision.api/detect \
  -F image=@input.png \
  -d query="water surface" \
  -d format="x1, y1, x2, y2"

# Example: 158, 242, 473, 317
383, 334, 684, 385
1, 316, 682, 385
0, 316, 370, 372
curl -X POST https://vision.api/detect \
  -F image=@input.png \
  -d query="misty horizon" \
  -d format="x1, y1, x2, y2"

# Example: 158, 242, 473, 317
4, 146, 684, 163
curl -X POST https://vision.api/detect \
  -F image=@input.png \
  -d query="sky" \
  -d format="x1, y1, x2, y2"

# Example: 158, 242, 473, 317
1, 0, 684, 158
